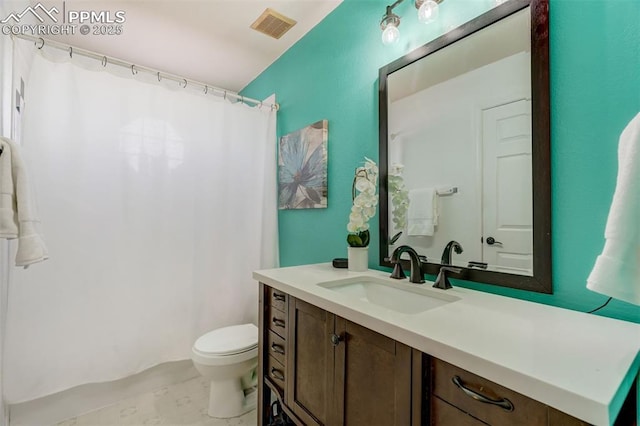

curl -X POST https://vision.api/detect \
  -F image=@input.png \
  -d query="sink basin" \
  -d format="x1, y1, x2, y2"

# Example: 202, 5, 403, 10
317, 276, 459, 314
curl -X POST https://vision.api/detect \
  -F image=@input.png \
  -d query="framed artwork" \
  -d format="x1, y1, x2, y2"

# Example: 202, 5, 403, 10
278, 120, 328, 209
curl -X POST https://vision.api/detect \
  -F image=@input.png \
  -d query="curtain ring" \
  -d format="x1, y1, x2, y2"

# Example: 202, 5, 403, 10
36, 38, 44, 49
223, 91, 227, 100
69, 47, 73, 58
204, 85, 208, 94
101, 56, 107, 67
157, 72, 161, 82
240, 96, 244, 104
182, 79, 187, 88
131, 65, 137, 75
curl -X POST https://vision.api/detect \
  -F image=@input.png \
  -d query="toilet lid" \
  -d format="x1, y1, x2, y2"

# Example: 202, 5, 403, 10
194, 323, 258, 356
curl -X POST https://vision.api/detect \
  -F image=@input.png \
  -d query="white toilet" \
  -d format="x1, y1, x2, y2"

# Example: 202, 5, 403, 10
191, 323, 259, 418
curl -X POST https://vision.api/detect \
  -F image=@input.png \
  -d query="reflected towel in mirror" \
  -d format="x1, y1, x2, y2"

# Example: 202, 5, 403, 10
407, 188, 437, 236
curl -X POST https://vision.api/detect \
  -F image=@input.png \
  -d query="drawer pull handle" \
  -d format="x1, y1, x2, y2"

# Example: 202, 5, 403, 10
272, 318, 286, 328
271, 344, 285, 355
270, 368, 285, 381
273, 293, 286, 301
452, 376, 514, 412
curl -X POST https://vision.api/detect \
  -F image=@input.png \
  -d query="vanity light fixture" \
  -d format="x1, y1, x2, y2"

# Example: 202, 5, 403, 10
416, 0, 441, 23
380, 6, 401, 45
380, 0, 444, 44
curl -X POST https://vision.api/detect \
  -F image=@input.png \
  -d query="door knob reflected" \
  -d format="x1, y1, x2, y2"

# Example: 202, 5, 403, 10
486, 237, 503, 246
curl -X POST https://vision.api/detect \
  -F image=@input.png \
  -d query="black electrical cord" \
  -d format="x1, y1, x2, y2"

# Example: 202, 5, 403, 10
587, 297, 613, 314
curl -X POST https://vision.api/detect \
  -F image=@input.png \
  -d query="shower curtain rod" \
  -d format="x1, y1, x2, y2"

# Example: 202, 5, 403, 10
12, 34, 279, 111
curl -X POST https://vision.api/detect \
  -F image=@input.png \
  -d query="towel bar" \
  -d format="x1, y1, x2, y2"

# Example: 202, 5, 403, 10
436, 187, 458, 196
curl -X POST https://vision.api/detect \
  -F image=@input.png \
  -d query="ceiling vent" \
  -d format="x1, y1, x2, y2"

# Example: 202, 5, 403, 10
250, 8, 297, 40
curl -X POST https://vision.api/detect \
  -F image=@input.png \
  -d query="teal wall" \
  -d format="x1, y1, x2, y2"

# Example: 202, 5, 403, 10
242, 0, 640, 323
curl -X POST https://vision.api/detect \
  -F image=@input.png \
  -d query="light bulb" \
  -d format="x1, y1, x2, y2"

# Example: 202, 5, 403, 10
418, 0, 439, 24
382, 24, 400, 45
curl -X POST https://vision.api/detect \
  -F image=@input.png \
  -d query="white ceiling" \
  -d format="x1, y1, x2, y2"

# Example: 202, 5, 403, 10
26, 0, 342, 92
388, 6, 530, 103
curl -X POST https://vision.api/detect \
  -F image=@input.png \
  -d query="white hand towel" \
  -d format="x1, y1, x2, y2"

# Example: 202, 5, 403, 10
586, 113, 640, 305
407, 188, 437, 236
0, 136, 49, 267
0, 138, 19, 238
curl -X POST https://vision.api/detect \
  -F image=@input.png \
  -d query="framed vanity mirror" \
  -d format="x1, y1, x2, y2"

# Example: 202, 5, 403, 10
378, 0, 551, 293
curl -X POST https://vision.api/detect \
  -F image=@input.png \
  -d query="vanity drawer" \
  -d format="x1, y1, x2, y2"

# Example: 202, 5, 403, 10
266, 355, 286, 395
266, 330, 286, 366
267, 305, 288, 339
432, 358, 547, 426
267, 287, 288, 312
432, 396, 487, 426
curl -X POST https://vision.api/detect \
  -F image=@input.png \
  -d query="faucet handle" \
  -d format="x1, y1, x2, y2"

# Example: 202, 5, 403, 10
468, 261, 488, 269
433, 266, 462, 290
390, 262, 407, 280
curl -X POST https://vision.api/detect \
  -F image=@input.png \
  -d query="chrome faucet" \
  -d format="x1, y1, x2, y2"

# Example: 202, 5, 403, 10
389, 245, 425, 284
441, 240, 463, 265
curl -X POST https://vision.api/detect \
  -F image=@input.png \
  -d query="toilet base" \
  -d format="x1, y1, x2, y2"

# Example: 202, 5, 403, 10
206, 378, 256, 418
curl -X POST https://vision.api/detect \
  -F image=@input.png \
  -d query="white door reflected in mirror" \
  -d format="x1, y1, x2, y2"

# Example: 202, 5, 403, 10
481, 99, 532, 275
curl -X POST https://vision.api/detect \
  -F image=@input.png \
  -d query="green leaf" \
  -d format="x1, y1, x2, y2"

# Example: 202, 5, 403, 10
360, 230, 370, 247
389, 232, 402, 245
347, 234, 363, 247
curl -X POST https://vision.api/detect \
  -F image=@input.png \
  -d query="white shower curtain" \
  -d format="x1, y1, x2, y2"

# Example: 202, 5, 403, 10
3, 49, 278, 403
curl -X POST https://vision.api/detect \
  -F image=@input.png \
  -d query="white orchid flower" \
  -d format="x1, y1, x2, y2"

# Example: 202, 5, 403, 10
347, 157, 379, 244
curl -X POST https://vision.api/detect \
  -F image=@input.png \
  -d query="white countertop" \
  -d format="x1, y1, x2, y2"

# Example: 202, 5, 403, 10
253, 263, 640, 426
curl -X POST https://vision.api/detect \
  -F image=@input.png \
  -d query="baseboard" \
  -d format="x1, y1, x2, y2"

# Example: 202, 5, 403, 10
8, 360, 198, 426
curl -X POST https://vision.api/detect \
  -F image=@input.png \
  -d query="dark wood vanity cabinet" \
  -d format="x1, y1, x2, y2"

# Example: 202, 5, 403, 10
431, 358, 574, 425
259, 284, 417, 426
332, 316, 413, 425
287, 298, 335, 425
258, 284, 636, 426
261, 286, 288, 397
429, 358, 636, 426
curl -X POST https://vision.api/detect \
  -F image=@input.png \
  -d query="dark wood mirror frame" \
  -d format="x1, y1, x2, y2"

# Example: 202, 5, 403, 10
378, 0, 551, 293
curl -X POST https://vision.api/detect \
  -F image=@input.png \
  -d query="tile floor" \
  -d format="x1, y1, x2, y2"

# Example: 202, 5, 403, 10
54, 377, 257, 426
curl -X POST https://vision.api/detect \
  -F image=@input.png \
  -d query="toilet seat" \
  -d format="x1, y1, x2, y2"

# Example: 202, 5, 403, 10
194, 323, 258, 355
192, 323, 258, 366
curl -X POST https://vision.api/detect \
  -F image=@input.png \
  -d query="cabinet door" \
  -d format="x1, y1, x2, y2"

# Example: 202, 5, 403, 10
334, 318, 412, 426
286, 298, 335, 425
